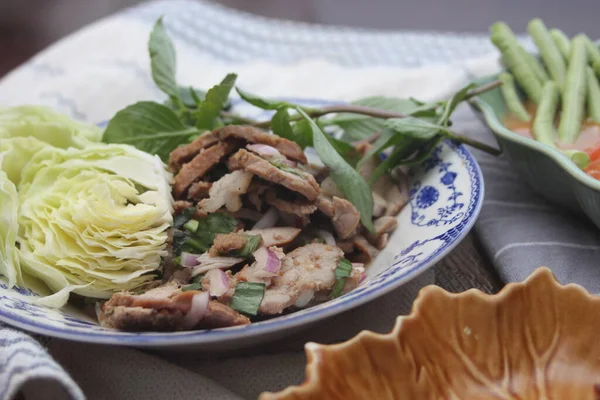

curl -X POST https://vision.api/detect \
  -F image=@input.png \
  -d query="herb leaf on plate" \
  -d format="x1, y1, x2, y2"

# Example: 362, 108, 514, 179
235, 87, 292, 110
298, 108, 375, 232
103, 101, 198, 162
328, 97, 437, 140
437, 83, 476, 126
231, 282, 265, 316
195, 73, 238, 130
149, 17, 179, 101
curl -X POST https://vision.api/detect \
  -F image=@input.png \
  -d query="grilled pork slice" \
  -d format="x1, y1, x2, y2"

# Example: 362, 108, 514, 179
172, 140, 238, 198
366, 216, 398, 249
187, 181, 212, 201
198, 170, 254, 213
227, 149, 320, 200
209, 232, 262, 257
258, 243, 344, 314
169, 132, 219, 171
316, 195, 361, 239
265, 191, 317, 217
212, 125, 307, 164
99, 283, 249, 331
244, 227, 301, 247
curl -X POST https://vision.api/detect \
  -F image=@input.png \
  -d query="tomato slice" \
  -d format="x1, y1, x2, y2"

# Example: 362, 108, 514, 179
586, 143, 600, 162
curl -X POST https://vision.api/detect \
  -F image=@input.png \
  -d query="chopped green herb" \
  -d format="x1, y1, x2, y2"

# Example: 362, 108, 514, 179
172, 230, 189, 256
183, 237, 209, 253
191, 274, 205, 284
181, 283, 203, 292
173, 207, 196, 229
183, 219, 199, 233
194, 213, 239, 249
237, 235, 262, 257
330, 258, 353, 299
231, 282, 265, 316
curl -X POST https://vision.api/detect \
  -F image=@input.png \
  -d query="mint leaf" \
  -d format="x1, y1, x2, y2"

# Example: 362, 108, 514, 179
271, 108, 296, 141
235, 87, 290, 110
173, 207, 196, 229
179, 86, 205, 108
195, 73, 237, 130
103, 101, 198, 162
149, 18, 179, 100
298, 108, 375, 233
328, 97, 436, 140
384, 117, 445, 141
437, 83, 475, 126
237, 235, 262, 257
330, 258, 353, 299
356, 127, 413, 169
291, 119, 313, 149
231, 282, 265, 316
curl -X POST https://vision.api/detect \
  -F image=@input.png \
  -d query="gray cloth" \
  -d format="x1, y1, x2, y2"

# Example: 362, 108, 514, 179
453, 104, 600, 293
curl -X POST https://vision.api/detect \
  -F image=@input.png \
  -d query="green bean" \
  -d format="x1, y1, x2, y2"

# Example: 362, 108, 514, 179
528, 19, 566, 90
587, 67, 600, 122
594, 59, 600, 77
558, 35, 588, 143
490, 22, 543, 103
582, 35, 600, 69
519, 47, 549, 82
532, 81, 559, 147
499, 72, 531, 121
562, 149, 590, 169
550, 29, 571, 60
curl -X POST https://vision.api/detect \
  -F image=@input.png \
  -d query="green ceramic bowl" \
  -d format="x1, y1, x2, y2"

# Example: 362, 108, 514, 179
471, 74, 600, 227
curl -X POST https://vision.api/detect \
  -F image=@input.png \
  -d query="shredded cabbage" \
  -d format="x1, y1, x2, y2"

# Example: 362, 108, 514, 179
0, 106, 173, 307
0, 171, 21, 288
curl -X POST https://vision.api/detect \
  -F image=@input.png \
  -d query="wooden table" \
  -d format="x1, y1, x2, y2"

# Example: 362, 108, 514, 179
434, 232, 502, 294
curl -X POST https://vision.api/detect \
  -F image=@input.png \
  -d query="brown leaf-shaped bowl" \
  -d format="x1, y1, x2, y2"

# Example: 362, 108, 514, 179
260, 267, 600, 400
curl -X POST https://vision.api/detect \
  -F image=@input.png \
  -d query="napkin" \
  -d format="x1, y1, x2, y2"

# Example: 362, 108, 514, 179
1, 1, 595, 399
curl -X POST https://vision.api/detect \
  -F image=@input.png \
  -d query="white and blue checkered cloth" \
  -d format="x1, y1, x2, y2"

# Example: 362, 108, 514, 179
3, 1, 599, 399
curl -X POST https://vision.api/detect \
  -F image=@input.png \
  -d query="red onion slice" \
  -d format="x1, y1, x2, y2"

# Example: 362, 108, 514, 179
183, 291, 210, 328
180, 252, 201, 268
247, 144, 282, 158
317, 229, 336, 246
253, 247, 282, 274
252, 207, 279, 229
206, 269, 230, 297
294, 290, 315, 308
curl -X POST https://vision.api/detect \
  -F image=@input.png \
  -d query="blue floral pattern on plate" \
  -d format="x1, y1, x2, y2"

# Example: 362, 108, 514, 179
0, 98, 483, 347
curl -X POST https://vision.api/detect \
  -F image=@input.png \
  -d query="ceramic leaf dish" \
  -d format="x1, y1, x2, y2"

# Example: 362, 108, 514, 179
261, 267, 600, 400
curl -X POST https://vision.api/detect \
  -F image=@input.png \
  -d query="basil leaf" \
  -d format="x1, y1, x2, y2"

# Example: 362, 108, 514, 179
437, 83, 475, 126
330, 258, 353, 299
149, 18, 179, 100
231, 282, 265, 316
271, 108, 296, 141
173, 207, 196, 229
298, 108, 375, 233
236, 87, 290, 110
195, 73, 237, 130
328, 97, 435, 140
237, 235, 262, 257
384, 117, 445, 141
181, 283, 203, 292
103, 101, 198, 162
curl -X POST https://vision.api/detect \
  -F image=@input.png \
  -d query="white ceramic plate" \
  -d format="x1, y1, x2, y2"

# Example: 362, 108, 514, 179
0, 99, 484, 350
